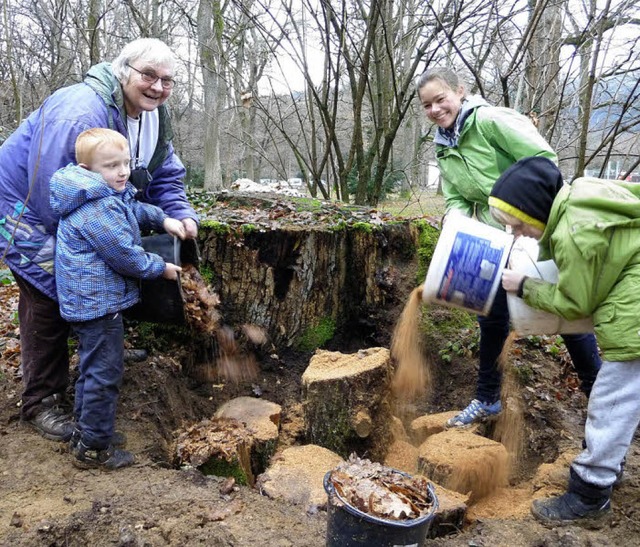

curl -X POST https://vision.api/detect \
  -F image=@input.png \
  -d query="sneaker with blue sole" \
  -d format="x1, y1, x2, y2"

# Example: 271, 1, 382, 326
446, 398, 502, 428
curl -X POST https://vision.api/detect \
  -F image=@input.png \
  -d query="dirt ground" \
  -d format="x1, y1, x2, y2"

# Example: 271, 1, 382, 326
2, 279, 640, 547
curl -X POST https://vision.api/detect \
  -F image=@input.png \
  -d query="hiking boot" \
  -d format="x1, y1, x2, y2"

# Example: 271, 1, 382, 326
26, 393, 75, 442
123, 349, 148, 363
532, 469, 612, 527
531, 493, 611, 527
446, 399, 502, 427
72, 439, 135, 470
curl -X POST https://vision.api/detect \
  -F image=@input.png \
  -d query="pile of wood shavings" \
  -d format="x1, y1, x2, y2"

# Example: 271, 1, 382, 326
329, 455, 433, 520
175, 417, 252, 467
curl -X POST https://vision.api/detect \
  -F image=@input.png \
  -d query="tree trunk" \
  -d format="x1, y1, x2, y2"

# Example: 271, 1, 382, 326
522, 0, 564, 140
198, 0, 224, 191
198, 201, 420, 349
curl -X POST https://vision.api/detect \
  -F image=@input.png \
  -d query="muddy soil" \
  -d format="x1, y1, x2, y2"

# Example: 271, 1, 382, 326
1, 281, 640, 547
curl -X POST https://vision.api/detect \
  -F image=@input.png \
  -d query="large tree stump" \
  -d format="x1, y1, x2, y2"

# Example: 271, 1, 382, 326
301, 347, 393, 461
198, 196, 425, 349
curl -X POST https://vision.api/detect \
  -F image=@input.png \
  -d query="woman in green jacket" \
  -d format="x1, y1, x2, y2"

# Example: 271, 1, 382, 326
490, 155, 640, 525
417, 67, 601, 426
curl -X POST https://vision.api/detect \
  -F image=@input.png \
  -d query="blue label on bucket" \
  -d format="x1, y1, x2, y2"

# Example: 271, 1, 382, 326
436, 232, 506, 313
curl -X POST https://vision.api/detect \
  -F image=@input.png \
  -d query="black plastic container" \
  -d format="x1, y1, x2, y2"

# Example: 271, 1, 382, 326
125, 233, 200, 325
323, 470, 438, 547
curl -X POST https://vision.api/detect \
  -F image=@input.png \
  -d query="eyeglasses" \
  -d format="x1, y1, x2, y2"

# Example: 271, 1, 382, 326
127, 63, 175, 89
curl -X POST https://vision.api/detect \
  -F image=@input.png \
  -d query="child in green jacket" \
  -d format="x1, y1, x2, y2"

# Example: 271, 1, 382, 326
489, 155, 640, 525
417, 67, 601, 427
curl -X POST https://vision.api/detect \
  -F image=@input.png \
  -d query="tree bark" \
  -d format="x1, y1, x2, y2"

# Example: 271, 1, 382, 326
198, 206, 419, 349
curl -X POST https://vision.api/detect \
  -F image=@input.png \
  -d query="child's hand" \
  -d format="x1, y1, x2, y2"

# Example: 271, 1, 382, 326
163, 218, 186, 240
162, 262, 182, 280
502, 269, 526, 293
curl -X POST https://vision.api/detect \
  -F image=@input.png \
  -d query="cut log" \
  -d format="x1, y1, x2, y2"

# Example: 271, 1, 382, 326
174, 417, 254, 486
418, 429, 509, 502
410, 411, 460, 445
256, 445, 344, 511
428, 484, 469, 538
301, 347, 393, 461
214, 396, 281, 476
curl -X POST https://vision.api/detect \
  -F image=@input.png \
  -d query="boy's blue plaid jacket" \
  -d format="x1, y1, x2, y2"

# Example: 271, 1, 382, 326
50, 164, 167, 322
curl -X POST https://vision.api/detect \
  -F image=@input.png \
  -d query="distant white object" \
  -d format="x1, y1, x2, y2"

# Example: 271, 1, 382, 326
232, 178, 266, 192
507, 239, 593, 335
422, 216, 513, 316
231, 178, 305, 197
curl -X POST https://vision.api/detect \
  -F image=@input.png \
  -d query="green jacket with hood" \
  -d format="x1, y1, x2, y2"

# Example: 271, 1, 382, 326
523, 177, 640, 362
435, 98, 557, 227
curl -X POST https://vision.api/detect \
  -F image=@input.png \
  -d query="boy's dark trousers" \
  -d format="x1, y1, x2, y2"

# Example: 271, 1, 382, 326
72, 312, 124, 449
14, 273, 71, 419
476, 285, 602, 403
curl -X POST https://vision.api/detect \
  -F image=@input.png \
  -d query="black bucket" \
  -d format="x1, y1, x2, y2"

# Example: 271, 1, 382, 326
125, 233, 200, 324
323, 470, 438, 547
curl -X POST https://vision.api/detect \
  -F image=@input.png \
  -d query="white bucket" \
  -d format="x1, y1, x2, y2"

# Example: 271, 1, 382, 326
422, 215, 513, 316
506, 239, 594, 335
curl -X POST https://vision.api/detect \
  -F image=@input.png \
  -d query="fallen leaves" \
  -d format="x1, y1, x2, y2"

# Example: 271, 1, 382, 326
327, 455, 434, 521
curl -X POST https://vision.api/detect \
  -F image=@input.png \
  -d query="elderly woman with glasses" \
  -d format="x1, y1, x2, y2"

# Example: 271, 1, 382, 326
0, 38, 199, 443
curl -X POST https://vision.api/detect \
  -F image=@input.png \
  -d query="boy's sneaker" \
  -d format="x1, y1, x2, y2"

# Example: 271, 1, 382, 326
72, 439, 135, 470
446, 399, 502, 428
531, 492, 611, 528
26, 393, 75, 442
69, 428, 127, 450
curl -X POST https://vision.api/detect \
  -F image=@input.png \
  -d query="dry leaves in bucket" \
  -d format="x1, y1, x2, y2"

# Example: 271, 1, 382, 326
328, 455, 434, 520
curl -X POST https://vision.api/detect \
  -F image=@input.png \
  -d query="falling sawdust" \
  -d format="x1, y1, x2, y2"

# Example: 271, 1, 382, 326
492, 331, 525, 473
390, 285, 432, 402
446, 447, 509, 503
